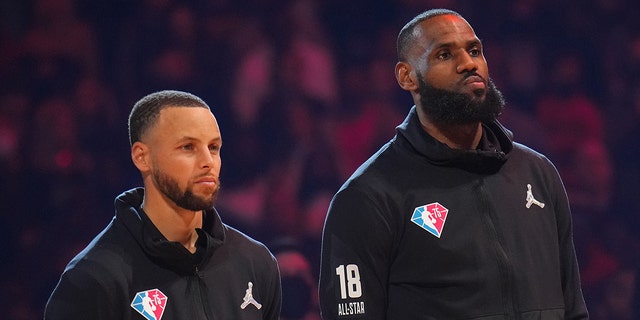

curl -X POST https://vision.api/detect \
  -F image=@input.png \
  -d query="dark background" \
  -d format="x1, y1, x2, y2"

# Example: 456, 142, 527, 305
1, 0, 639, 318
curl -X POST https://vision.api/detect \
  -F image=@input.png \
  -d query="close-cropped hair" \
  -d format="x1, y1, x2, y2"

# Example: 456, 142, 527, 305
397, 8, 463, 61
128, 90, 210, 146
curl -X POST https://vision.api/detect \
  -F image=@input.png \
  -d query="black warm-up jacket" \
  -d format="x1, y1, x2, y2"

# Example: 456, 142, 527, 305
45, 188, 281, 320
319, 106, 588, 319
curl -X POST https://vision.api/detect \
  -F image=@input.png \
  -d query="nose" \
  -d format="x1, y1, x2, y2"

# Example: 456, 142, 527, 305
200, 149, 217, 169
456, 51, 478, 74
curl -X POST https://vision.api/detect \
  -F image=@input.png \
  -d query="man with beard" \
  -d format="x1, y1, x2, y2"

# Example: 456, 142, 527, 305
45, 90, 281, 320
319, 9, 588, 320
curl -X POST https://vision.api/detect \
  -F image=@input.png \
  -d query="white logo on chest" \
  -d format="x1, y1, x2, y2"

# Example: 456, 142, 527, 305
525, 184, 545, 209
240, 282, 262, 310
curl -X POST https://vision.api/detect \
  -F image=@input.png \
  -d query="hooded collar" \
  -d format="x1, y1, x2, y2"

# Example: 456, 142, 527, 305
114, 188, 225, 275
395, 106, 513, 174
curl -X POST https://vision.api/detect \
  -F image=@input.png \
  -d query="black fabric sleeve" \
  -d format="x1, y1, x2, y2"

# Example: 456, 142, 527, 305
546, 160, 589, 319
44, 265, 118, 320
262, 251, 283, 320
319, 186, 394, 320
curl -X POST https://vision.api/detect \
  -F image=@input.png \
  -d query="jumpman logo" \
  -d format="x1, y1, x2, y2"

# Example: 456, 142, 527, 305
240, 282, 262, 310
525, 184, 545, 209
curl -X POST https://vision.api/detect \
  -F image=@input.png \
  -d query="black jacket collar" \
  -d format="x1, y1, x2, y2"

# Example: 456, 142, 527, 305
395, 106, 513, 174
114, 188, 225, 275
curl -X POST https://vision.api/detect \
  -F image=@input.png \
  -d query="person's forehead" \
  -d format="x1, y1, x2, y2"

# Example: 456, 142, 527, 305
415, 14, 478, 48
154, 106, 219, 136
158, 105, 213, 120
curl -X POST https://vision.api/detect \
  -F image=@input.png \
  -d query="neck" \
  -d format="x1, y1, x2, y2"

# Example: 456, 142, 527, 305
142, 192, 203, 253
418, 112, 483, 149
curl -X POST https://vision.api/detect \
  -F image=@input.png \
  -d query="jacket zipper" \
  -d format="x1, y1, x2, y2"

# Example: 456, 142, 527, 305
475, 180, 521, 320
192, 266, 212, 320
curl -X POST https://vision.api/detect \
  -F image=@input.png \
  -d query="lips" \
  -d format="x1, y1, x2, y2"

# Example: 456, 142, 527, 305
462, 75, 486, 92
463, 75, 485, 86
195, 176, 218, 184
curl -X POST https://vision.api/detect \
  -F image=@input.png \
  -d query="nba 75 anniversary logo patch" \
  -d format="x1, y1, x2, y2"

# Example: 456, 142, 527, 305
131, 288, 168, 320
410, 202, 449, 238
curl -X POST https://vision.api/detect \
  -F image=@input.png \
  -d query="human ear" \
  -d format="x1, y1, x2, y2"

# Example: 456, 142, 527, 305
395, 61, 418, 91
131, 142, 150, 172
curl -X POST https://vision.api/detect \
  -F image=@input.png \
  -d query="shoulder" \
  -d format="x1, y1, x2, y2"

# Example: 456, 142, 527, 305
214, 224, 280, 287
45, 224, 131, 318
508, 142, 566, 193
59, 220, 136, 288
222, 224, 278, 263
326, 164, 399, 236
339, 142, 400, 196
510, 142, 556, 168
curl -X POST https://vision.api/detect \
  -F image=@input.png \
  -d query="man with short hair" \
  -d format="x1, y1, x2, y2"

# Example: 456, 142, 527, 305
319, 9, 588, 319
45, 90, 281, 319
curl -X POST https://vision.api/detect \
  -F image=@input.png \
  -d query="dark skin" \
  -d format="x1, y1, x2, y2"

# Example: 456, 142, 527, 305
395, 14, 489, 150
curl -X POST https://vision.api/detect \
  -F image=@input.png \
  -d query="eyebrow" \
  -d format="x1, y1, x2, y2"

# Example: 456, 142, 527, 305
433, 38, 482, 50
176, 135, 222, 144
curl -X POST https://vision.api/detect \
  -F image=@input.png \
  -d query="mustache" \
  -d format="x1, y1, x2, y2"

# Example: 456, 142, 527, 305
461, 71, 486, 83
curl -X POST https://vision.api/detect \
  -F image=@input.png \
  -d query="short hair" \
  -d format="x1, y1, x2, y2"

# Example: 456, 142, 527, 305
128, 90, 210, 146
397, 9, 463, 61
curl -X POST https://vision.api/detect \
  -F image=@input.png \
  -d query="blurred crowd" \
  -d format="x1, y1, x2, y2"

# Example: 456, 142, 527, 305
0, 0, 639, 319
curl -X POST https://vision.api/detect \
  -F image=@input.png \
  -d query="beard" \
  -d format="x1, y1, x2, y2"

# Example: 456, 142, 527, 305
152, 167, 219, 211
417, 72, 505, 126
